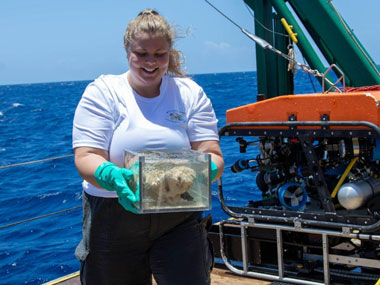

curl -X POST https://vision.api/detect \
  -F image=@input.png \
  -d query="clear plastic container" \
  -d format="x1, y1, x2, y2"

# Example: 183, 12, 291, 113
124, 149, 212, 213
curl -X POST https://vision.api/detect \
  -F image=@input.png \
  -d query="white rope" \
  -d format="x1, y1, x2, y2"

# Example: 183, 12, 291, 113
0, 153, 81, 230
0, 154, 74, 170
0, 206, 82, 230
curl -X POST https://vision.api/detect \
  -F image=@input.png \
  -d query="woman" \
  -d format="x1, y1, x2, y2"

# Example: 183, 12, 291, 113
73, 9, 224, 285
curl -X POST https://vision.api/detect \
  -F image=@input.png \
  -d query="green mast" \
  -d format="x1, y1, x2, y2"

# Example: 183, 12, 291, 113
244, 0, 380, 99
288, 0, 380, 87
244, 0, 293, 99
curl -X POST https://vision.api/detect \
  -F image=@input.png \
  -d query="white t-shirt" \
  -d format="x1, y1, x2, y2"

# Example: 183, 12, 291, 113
72, 72, 219, 197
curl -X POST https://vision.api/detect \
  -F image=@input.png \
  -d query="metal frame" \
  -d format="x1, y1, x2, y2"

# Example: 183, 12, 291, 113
215, 120, 380, 283
322, 64, 346, 93
218, 120, 380, 232
218, 219, 380, 285
219, 121, 380, 138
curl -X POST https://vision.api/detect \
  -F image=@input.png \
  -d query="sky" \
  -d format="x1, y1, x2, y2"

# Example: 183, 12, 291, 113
1, 0, 379, 85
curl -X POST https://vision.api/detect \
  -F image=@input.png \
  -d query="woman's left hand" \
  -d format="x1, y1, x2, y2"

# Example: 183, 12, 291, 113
191, 140, 224, 182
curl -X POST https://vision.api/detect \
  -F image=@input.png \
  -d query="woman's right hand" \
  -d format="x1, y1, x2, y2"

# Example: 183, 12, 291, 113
94, 161, 140, 213
74, 147, 139, 214
94, 161, 139, 214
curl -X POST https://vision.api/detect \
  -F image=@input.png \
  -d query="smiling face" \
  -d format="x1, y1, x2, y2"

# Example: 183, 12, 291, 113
127, 32, 170, 98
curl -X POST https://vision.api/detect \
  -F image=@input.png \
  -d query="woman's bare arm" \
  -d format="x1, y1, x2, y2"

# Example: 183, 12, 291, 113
74, 147, 109, 187
190, 140, 224, 181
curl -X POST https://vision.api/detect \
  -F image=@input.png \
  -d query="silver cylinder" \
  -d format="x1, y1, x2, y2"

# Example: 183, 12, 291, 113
338, 177, 380, 210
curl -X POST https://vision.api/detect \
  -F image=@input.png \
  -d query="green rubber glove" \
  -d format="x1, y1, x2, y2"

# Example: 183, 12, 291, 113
94, 161, 139, 214
116, 187, 140, 214
211, 161, 218, 181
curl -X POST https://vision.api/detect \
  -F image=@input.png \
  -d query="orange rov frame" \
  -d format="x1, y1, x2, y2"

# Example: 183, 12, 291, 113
217, 88, 380, 229
211, 90, 380, 284
226, 91, 380, 127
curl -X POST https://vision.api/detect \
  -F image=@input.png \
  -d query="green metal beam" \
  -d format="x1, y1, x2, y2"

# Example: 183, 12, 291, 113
245, 0, 278, 98
274, 13, 293, 96
288, 0, 380, 87
269, 0, 333, 86
245, 0, 295, 98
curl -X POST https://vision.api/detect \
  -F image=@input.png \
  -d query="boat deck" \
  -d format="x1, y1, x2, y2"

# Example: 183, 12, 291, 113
46, 267, 278, 285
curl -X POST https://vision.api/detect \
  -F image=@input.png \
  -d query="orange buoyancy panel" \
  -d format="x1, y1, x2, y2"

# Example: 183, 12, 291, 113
226, 91, 380, 127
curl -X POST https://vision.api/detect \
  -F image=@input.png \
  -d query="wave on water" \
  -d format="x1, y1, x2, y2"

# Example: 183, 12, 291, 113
11, 103, 24, 108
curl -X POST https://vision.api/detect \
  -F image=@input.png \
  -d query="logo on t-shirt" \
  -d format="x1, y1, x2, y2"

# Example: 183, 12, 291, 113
166, 110, 186, 123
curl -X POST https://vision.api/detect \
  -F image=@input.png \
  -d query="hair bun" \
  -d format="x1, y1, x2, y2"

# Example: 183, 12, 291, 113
138, 9, 159, 17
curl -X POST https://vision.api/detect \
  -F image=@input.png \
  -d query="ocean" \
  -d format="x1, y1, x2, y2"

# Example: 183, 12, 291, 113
0, 71, 319, 284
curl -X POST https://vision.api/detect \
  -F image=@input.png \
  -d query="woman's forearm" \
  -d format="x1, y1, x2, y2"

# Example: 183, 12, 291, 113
74, 147, 109, 187
190, 140, 224, 181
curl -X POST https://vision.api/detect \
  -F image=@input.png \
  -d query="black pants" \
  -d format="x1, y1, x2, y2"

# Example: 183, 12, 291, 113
75, 191, 213, 285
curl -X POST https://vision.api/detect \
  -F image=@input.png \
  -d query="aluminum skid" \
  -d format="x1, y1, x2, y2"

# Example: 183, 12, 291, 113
211, 121, 380, 284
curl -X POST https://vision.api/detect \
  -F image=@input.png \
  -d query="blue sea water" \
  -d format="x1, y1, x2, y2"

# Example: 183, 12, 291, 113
0, 71, 319, 284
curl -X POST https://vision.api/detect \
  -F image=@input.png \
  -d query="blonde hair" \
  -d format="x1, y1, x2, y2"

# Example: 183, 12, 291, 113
124, 9, 186, 77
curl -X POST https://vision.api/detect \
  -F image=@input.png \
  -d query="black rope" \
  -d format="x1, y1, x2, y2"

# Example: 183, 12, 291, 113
244, 1, 289, 37
0, 205, 82, 230
204, 0, 242, 30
